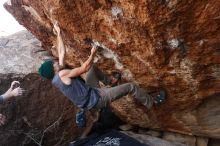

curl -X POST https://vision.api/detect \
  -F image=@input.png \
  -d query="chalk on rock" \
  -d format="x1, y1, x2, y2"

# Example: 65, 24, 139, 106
111, 6, 123, 19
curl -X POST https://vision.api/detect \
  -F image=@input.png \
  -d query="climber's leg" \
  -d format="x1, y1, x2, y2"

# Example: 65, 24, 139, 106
85, 64, 112, 88
96, 83, 154, 109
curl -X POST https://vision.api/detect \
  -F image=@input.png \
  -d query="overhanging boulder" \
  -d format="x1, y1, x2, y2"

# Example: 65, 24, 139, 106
4, 0, 220, 138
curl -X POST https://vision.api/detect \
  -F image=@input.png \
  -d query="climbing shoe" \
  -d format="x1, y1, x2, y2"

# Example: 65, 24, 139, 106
154, 90, 166, 105
76, 109, 86, 128
111, 72, 122, 87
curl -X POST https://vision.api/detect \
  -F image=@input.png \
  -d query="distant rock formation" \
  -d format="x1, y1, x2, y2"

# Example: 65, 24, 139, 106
4, 0, 220, 139
0, 30, 48, 76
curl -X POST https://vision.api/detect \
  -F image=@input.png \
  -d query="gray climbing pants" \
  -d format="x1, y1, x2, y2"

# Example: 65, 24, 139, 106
85, 65, 153, 109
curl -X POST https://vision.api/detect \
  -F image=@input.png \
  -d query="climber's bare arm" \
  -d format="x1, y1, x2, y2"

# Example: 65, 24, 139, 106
59, 47, 97, 85
54, 22, 65, 67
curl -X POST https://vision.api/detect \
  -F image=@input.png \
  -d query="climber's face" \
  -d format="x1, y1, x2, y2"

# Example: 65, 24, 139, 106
53, 61, 60, 73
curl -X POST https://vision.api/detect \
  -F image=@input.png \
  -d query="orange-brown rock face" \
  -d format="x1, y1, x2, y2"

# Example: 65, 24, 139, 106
5, 0, 220, 138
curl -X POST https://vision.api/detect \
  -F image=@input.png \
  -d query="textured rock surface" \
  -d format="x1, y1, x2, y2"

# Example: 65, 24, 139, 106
162, 131, 197, 146
4, 0, 220, 139
122, 131, 186, 146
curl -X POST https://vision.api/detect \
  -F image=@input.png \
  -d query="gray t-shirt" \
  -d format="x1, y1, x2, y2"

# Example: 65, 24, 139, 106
0, 95, 3, 104
52, 74, 99, 109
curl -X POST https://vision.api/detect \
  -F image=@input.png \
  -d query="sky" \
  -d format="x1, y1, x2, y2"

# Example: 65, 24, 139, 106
0, 0, 25, 36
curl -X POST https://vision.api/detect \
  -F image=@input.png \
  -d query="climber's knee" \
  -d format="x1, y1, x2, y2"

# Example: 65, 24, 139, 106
125, 83, 138, 94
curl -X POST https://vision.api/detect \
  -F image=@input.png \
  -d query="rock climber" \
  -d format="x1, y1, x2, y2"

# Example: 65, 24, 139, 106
38, 45, 166, 111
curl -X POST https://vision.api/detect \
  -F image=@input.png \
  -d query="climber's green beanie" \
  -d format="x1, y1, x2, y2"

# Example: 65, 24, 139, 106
38, 60, 54, 80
